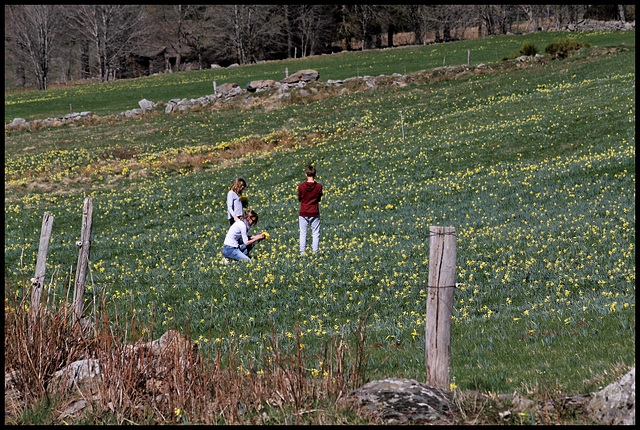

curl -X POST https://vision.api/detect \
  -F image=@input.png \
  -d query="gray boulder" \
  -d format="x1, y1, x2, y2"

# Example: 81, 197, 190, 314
48, 358, 101, 395
10, 118, 27, 126
224, 86, 244, 99
122, 329, 198, 358
138, 98, 156, 112
281, 69, 319, 84
124, 108, 143, 119
587, 367, 635, 425
340, 378, 453, 424
246, 79, 277, 92
216, 82, 239, 96
165, 102, 176, 114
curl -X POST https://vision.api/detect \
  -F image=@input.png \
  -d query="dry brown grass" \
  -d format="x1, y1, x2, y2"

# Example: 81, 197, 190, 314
5, 127, 322, 203
4, 273, 376, 425
150, 129, 323, 174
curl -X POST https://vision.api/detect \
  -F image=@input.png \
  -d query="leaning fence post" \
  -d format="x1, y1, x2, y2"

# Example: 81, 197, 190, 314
425, 226, 456, 389
73, 198, 93, 327
29, 212, 54, 325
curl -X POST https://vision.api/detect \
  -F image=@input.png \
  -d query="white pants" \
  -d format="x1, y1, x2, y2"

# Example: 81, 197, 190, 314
299, 216, 320, 254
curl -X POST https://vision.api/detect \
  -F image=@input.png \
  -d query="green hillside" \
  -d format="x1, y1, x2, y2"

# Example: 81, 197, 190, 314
5, 30, 634, 123
5, 29, 635, 408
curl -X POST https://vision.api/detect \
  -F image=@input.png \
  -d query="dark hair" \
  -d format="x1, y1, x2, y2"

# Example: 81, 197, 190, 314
305, 165, 316, 177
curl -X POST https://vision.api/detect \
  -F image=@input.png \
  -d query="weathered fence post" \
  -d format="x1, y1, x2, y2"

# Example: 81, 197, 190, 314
73, 198, 93, 327
425, 226, 456, 389
29, 212, 54, 324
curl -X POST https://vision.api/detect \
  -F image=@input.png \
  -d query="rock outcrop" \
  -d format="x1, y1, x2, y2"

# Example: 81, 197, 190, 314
563, 19, 635, 32
586, 367, 635, 425
246, 79, 277, 92
340, 378, 453, 424
280, 69, 319, 84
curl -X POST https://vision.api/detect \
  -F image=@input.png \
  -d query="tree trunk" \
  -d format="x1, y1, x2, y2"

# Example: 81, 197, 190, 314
284, 5, 293, 58
443, 23, 451, 41
15, 64, 25, 87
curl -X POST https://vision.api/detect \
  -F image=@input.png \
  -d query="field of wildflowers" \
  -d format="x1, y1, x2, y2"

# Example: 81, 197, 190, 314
5, 31, 635, 397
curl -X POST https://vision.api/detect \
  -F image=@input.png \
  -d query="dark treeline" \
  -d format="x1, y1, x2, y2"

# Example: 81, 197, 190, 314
4, 4, 633, 91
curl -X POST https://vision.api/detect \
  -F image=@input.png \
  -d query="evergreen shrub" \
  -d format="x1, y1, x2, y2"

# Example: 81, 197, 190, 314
519, 42, 539, 57
545, 38, 591, 59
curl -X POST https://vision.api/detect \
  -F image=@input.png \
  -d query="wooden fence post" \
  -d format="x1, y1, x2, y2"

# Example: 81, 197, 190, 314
29, 212, 54, 324
425, 226, 456, 389
73, 198, 93, 326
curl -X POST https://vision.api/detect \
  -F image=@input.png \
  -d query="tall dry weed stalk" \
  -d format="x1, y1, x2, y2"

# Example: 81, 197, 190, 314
5, 270, 375, 424
4, 271, 94, 404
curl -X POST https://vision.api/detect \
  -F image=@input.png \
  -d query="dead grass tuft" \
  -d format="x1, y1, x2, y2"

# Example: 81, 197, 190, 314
4, 273, 378, 425
99, 145, 140, 161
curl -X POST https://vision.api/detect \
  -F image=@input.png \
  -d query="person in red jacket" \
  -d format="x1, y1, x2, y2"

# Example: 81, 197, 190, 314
298, 165, 323, 255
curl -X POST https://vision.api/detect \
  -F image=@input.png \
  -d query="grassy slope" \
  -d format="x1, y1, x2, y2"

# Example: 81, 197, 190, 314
4, 31, 635, 399
5, 30, 634, 122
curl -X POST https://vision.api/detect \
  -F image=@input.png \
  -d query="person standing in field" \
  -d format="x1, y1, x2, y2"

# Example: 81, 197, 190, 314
227, 177, 247, 226
298, 165, 323, 255
222, 209, 265, 262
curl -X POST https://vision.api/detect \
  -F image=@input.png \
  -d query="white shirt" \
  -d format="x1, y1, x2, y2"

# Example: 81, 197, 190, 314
224, 219, 250, 248
227, 190, 243, 220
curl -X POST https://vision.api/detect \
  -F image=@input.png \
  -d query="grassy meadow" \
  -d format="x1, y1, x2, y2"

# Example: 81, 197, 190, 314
5, 28, 635, 406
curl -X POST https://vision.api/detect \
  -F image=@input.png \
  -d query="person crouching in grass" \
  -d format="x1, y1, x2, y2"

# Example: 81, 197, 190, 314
222, 209, 266, 262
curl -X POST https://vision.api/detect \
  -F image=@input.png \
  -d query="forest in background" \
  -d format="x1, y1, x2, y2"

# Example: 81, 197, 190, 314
4, 4, 634, 91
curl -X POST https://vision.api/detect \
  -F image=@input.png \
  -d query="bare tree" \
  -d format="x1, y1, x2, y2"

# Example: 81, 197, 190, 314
618, 5, 627, 23
337, 4, 356, 50
408, 5, 469, 44
209, 5, 283, 64
5, 5, 61, 90
520, 5, 545, 33
281, 4, 295, 58
184, 7, 214, 70
63, 5, 150, 81
476, 5, 500, 37
435, 5, 468, 42
147, 5, 210, 71
551, 4, 583, 28
384, 5, 412, 48
408, 5, 435, 45
293, 5, 333, 57
148, 5, 187, 72
350, 4, 373, 50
